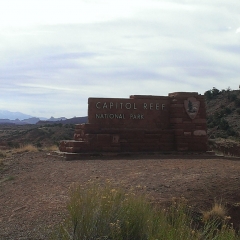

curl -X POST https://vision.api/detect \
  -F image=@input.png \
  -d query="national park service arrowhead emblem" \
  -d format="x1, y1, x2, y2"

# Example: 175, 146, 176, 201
184, 97, 200, 120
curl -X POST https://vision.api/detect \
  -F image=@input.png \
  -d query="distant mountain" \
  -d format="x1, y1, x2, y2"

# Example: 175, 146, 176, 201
37, 116, 88, 125
22, 117, 41, 124
0, 110, 33, 121
0, 118, 27, 125
46, 116, 67, 121
0, 109, 87, 125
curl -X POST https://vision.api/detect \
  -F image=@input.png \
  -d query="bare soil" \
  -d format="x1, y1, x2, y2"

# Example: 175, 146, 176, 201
1, 152, 240, 239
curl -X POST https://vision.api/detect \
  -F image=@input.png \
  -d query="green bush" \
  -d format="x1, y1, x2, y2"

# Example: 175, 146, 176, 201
52, 183, 238, 240
204, 87, 221, 101
219, 119, 230, 130
228, 93, 237, 102
234, 98, 240, 107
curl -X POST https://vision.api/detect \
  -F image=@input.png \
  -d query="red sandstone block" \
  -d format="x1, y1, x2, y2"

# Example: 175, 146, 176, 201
120, 132, 145, 140
123, 138, 151, 143
170, 106, 184, 112
171, 104, 184, 108
170, 96, 201, 102
193, 119, 207, 124
75, 124, 85, 129
84, 134, 98, 143
160, 134, 175, 141
196, 124, 207, 130
65, 147, 74, 152
171, 123, 196, 130
188, 143, 208, 151
158, 143, 175, 151
60, 140, 75, 147
102, 146, 121, 152
182, 120, 192, 124
141, 142, 159, 149
169, 92, 199, 97
100, 128, 121, 134
170, 109, 185, 115
97, 134, 111, 143
112, 135, 120, 144
81, 123, 101, 133
174, 129, 184, 136
120, 142, 138, 151
145, 134, 163, 139
65, 141, 87, 147
177, 143, 189, 151
144, 139, 162, 145
59, 145, 66, 151
175, 136, 192, 142
74, 129, 83, 134
170, 118, 183, 124
191, 136, 208, 143
59, 141, 66, 148
145, 129, 173, 134
121, 146, 139, 152
170, 112, 187, 118
74, 134, 82, 141
66, 144, 95, 153
121, 142, 158, 152
158, 140, 174, 146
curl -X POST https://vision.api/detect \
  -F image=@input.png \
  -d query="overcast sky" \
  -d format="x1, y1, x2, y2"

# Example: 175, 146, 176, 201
1, 0, 240, 118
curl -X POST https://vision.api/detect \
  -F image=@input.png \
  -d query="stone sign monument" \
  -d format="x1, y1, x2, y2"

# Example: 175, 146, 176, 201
59, 92, 207, 155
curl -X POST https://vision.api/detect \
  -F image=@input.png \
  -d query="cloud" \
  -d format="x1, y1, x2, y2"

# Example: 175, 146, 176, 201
0, 1, 240, 117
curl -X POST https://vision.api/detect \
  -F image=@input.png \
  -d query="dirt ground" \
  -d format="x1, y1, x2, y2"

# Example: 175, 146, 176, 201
1, 151, 240, 239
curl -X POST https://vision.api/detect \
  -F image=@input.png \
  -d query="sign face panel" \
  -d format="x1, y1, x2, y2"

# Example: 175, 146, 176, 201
88, 96, 170, 129
184, 97, 200, 120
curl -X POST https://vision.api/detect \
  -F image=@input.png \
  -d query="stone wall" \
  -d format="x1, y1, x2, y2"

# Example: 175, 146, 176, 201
59, 92, 208, 153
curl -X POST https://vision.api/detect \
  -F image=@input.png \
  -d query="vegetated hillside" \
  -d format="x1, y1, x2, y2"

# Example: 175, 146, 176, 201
0, 123, 76, 149
0, 117, 88, 149
205, 87, 240, 138
205, 87, 240, 155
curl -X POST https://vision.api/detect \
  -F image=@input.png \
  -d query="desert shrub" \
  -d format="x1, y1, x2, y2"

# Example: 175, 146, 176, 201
223, 107, 232, 115
228, 93, 237, 102
219, 119, 230, 130
36, 142, 42, 148
0, 159, 4, 170
52, 184, 239, 240
7, 141, 20, 148
204, 87, 221, 101
55, 183, 157, 240
0, 151, 6, 159
234, 98, 240, 107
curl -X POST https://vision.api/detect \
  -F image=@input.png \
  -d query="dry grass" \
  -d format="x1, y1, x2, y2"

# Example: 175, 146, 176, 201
0, 144, 58, 160
13, 144, 39, 154
0, 144, 38, 160
202, 201, 228, 222
43, 145, 59, 152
